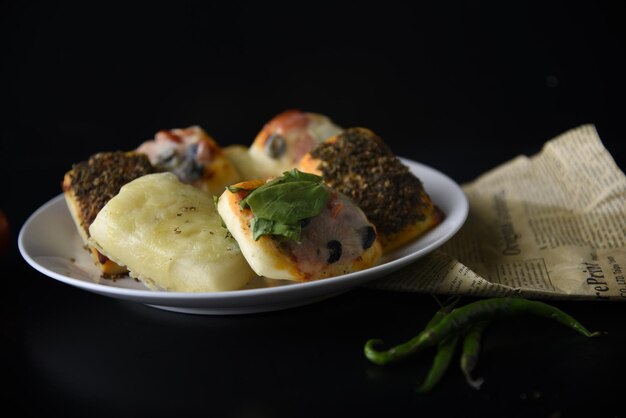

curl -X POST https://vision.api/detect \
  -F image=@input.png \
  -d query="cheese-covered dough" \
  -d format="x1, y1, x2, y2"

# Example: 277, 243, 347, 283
217, 179, 382, 282
136, 126, 241, 196
249, 110, 342, 178
89, 173, 256, 292
223, 144, 263, 181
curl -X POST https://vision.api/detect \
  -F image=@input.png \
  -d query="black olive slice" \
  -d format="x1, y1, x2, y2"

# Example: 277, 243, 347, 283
360, 226, 377, 250
265, 133, 287, 159
327, 240, 342, 263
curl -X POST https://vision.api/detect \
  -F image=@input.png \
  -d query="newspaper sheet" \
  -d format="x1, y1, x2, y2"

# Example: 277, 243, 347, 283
371, 125, 626, 300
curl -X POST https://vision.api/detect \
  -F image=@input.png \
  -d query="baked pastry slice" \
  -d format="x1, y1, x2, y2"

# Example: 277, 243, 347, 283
298, 127, 444, 253
217, 170, 382, 282
136, 126, 241, 196
222, 144, 263, 181
248, 109, 342, 178
89, 172, 256, 292
62, 151, 154, 277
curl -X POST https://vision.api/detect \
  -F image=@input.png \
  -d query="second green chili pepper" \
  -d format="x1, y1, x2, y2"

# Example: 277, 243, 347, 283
413, 296, 460, 393
416, 333, 460, 393
460, 320, 490, 390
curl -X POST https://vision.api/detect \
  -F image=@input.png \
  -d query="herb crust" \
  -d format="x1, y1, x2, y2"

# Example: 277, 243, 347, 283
310, 128, 428, 236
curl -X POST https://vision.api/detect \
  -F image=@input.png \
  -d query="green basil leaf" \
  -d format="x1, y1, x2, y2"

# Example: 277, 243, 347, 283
227, 184, 260, 193
244, 182, 328, 224
280, 169, 325, 183
251, 217, 301, 241
227, 185, 244, 193
239, 169, 325, 209
237, 169, 330, 241
259, 169, 323, 188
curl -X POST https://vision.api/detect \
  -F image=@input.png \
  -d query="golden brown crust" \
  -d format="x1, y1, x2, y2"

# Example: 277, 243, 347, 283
63, 151, 154, 277
380, 194, 445, 252
63, 152, 154, 234
298, 128, 444, 253
89, 248, 128, 277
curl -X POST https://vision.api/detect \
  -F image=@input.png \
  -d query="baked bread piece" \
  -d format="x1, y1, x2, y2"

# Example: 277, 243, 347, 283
223, 144, 263, 181
248, 109, 342, 178
136, 126, 241, 196
217, 172, 382, 282
298, 128, 444, 253
62, 151, 154, 276
89, 172, 256, 292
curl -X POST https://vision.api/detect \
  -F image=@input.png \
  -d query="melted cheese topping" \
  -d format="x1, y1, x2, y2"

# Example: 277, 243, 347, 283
249, 110, 342, 178
89, 173, 256, 292
136, 126, 241, 196
217, 180, 382, 282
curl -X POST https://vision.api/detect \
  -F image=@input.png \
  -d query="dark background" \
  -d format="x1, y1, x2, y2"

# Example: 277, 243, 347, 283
2, 1, 624, 191
1, 1, 625, 417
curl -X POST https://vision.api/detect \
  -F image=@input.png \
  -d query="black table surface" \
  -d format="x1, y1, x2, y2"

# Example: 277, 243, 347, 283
2, 2, 625, 417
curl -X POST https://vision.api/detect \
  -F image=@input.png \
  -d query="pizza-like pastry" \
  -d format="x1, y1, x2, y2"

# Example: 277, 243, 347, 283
136, 126, 241, 196
298, 128, 444, 253
62, 151, 154, 277
248, 110, 342, 178
217, 170, 382, 281
88, 172, 256, 292
222, 144, 263, 181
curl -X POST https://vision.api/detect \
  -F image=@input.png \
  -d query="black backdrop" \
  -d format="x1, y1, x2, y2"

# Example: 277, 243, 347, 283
2, 2, 625, 417
3, 1, 624, 193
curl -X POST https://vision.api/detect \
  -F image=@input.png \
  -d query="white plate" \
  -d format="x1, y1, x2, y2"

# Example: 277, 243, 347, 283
18, 158, 468, 315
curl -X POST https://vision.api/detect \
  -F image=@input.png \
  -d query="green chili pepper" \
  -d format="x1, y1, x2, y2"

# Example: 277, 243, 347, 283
416, 333, 460, 394
460, 320, 490, 390
412, 295, 460, 393
425, 295, 460, 328
364, 297, 601, 366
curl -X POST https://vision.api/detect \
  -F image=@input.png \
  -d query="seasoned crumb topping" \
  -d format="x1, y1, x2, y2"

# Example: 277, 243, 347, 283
64, 151, 154, 234
310, 128, 427, 235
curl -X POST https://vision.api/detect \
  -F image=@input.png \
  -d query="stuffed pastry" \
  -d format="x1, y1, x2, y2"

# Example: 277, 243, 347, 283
217, 169, 382, 281
136, 126, 241, 196
248, 110, 342, 178
89, 172, 256, 292
62, 151, 154, 277
298, 127, 444, 253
